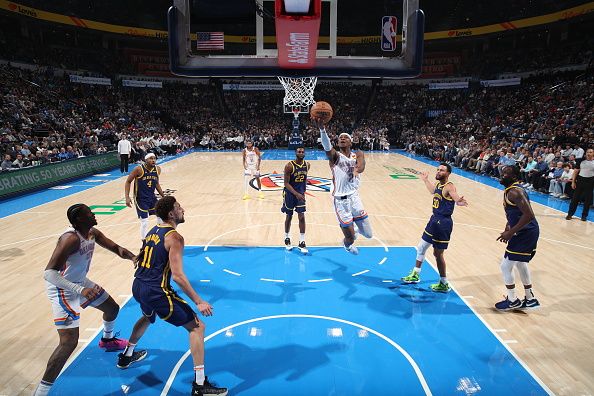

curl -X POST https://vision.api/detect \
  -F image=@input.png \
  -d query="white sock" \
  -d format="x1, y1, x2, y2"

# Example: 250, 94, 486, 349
299, 233, 305, 243
244, 175, 249, 194
33, 381, 53, 396
507, 288, 516, 301
413, 267, 421, 273
525, 287, 534, 300
194, 365, 205, 385
124, 342, 136, 357
103, 319, 116, 339
285, 232, 290, 239
440, 276, 448, 284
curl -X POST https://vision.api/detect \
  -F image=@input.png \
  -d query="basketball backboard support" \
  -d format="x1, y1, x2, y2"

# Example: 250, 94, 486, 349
168, 0, 424, 78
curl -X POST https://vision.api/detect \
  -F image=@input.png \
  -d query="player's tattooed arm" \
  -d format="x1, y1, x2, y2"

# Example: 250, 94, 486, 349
445, 184, 468, 206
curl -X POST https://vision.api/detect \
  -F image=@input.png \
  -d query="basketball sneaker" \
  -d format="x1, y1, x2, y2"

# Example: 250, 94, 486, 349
494, 296, 522, 311
343, 239, 359, 255
258, 191, 265, 199
401, 269, 420, 284
99, 332, 128, 351
284, 237, 292, 250
430, 281, 451, 293
192, 377, 228, 396
242, 194, 251, 200
298, 241, 308, 254
116, 350, 148, 369
520, 297, 541, 310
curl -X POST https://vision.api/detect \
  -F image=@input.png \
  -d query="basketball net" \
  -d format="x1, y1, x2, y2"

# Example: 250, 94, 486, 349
277, 76, 318, 117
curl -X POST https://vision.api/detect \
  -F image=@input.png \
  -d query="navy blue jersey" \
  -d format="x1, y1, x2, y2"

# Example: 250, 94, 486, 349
134, 224, 177, 287
432, 182, 455, 217
285, 160, 308, 194
135, 164, 159, 203
504, 182, 539, 230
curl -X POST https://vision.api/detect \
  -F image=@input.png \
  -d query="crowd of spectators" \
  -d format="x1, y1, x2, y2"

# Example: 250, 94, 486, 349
403, 72, 593, 200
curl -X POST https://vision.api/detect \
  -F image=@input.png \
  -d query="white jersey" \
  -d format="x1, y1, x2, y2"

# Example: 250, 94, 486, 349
244, 147, 259, 167
331, 151, 360, 197
53, 228, 96, 285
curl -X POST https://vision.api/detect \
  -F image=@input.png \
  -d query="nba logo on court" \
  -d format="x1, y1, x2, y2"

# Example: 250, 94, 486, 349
381, 16, 397, 51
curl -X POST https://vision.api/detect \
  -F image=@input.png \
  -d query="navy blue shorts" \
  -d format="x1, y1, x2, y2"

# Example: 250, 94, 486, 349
281, 189, 306, 215
135, 198, 157, 219
421, 215, 453, 250
505, 226, 539, 262
132, 278, 197, 327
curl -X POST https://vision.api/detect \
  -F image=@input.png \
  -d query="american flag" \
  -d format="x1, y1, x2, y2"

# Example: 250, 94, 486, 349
196, 32, 224, 50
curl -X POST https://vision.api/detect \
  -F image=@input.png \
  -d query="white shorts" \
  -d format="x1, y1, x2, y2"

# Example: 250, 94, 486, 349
244, 165, 260, 177
46, 278, 110, 329
333, 192, 368, 228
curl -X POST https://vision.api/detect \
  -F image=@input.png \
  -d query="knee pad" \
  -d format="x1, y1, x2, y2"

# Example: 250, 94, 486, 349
415, 240, 431, 262
140, 218, 150, 239
354, 218, 373, 239
515, 261, 532, 286
500, 257, 516, 285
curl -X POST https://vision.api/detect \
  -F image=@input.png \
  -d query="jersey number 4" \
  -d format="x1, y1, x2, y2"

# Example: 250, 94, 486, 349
147, 181, 153, 188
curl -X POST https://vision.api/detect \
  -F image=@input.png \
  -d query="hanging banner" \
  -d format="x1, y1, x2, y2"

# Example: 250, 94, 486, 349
122, 79, 163, 88
480, 78, 521, 87
69, 75, 111, 86
428, 81, 469, 90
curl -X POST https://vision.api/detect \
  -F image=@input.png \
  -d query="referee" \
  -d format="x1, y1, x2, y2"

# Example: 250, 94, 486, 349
118, 134, 132, 174
566, 148, 594, 221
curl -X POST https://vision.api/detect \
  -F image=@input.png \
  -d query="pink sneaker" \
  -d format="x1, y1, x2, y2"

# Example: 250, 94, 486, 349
99, 333, 128, 351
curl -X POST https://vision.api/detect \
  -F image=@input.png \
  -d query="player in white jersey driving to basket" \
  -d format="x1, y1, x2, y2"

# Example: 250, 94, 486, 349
313, 117, 373, 255
242, 140, 264, 200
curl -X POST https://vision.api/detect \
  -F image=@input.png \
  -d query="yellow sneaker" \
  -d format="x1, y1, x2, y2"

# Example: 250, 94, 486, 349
242, 194, 251, 200
258, 192, 265, 199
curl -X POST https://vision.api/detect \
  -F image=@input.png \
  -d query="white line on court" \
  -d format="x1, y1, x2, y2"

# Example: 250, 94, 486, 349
260, 278, 285, 283
222, 269, 241, 276
200, 279, 211, 282
504, 340, 519, 344
60, 295, 134, 375
352, 269, 370, 277
307, 278, 333, 283
424, 257, 554, 396
382, 280, 394, 283
378, 257, 387, 265
205, 256, 214, 265
159, 314, 432, 396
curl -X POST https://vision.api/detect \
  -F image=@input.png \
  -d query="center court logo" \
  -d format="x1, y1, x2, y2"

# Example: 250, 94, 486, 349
249, 173, 332, 192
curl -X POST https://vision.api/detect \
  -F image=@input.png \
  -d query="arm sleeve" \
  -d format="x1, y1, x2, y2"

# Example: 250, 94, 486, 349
44, 269, 85, 294
320, 128, 332, 151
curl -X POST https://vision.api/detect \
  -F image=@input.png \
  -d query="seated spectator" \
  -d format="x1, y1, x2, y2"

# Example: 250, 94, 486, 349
1, 154, 12, 171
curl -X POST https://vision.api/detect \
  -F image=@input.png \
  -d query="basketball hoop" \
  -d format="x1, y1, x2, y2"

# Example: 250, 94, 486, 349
278, 76, 318, 116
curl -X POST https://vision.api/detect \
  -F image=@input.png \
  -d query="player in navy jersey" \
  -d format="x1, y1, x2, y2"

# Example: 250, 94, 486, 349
495, 166, 540, 311
125, 153, 165, 240
402, 163, 468, 292
282, 146, 310, 253
117, 196, 227, 396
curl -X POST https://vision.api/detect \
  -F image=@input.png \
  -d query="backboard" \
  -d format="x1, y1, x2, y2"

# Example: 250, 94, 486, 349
168, 0, 424, 79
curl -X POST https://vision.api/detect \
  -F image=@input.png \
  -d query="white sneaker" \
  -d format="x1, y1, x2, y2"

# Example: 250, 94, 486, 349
343, 240, 359, 255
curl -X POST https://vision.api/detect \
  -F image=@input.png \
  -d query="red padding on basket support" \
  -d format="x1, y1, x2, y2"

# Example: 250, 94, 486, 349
275, 0, 322, 69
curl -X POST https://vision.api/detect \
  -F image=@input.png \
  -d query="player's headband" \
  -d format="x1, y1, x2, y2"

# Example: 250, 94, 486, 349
145, 153, 156, 160
339, 133, 352, 140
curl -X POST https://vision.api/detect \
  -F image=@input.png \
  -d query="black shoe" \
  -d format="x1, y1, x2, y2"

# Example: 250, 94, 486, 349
565, 215, 572, 220
581, 217, 587, 221
298, 241, 308, 254
117, 350, 147, 369
192, 377, 228, 396
284, 237, 292, 250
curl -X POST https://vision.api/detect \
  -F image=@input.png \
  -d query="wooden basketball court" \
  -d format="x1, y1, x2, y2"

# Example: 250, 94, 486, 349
1, 150, 592, 395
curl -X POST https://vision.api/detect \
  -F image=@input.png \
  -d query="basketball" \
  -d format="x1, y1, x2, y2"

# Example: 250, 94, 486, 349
310, 101, 333, 123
